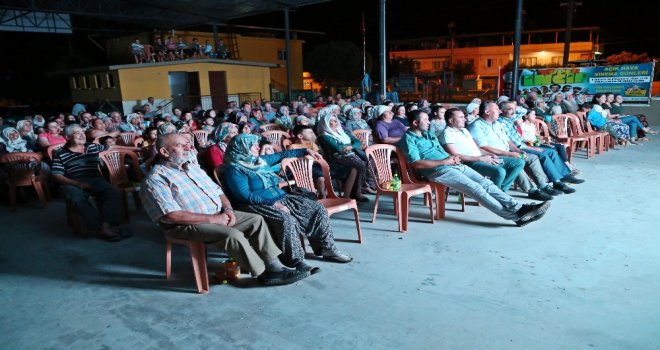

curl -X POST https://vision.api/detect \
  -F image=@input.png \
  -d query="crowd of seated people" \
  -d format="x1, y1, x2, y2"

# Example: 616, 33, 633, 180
1, 89, 656, 287
130, 36, 233, 63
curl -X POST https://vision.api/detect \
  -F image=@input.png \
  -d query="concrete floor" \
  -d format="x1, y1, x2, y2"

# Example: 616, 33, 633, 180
2, 128, 660, 350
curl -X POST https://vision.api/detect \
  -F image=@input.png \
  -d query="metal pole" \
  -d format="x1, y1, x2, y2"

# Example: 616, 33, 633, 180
562, 0, 575, 66
379, 0, 386, 102
212, 23, 219, 54
284, 8, 292, 102
511, 0, 523, 99
362, 12, 366, 77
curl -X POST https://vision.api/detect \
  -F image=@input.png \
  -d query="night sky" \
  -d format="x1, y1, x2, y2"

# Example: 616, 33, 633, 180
1, 0, 657, 108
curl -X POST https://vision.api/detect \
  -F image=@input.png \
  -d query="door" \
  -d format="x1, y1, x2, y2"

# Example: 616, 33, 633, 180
168, 71, 200, 110
208, 71, 228, 110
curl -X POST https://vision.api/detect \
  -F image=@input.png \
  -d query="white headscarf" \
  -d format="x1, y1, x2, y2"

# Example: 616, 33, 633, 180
2, 127, 28, 153
318, 108, 351, 145
33, 115, 45, 128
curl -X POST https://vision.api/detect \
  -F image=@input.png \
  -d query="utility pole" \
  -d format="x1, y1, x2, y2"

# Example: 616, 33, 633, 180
511, 0, 523, 98
378, 0, 386, 102
560, 0, 582, 66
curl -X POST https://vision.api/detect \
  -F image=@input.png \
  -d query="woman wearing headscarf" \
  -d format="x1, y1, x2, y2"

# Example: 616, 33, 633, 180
317, 108, 371, 202
374, 105, 407, 144
2, 127, 31, 153
274, 105, 294, 131
221, 134, 352, 271
201, 122, 238, 174
345, 108, 371, 132
119, 113, 143, 133
16, 120, 38, 149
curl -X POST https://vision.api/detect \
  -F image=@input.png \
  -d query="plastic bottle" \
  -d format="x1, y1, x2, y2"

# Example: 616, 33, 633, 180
217, 258, 240, 283
391, 174, 401, 191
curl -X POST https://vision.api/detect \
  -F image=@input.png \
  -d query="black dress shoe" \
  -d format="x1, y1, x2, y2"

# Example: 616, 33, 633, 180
562, 174, 585, 184
528, 189, 553, 201
553, 182, 576, 194
541, 186, 564, 196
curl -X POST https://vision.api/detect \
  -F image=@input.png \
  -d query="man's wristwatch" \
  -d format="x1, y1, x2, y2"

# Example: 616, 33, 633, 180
223, 207, 234, 213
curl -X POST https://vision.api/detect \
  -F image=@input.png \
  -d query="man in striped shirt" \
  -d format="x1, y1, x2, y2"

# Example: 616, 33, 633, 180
52, 124, 125, 242
140, 133, 309, 286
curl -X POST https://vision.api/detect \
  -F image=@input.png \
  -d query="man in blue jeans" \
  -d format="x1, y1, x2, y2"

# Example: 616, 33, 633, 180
397, 109, 550, 227
497, 101, 585, 193
440, 107, 525, 192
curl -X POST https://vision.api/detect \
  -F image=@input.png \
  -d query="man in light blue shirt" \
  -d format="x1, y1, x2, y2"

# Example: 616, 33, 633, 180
397, 109, 550, 227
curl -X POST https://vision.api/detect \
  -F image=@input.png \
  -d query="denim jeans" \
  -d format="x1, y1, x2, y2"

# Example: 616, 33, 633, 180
428, 165, 522, 220
524, 147, 570, 182
620, 116, 644, 138
465, 156, 525, 192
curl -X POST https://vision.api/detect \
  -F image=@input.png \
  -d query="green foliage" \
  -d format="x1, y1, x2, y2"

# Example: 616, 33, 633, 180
304, 41, 365, 86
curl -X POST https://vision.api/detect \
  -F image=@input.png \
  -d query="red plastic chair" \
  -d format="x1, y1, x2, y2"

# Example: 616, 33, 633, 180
576, 111, 612, 154
165, 236, 209, 294
351, 129, 372, 150
118, 132, 140, 146
45, 143, 65, 163
564, 114, 596, 159
0, 152, 49, 211
192, 130, 210, 148
365, 144, 434, 232
259, 123, 281, 132
98, 149, 143, 222
281, 156, 363, 243
261, 130, 291, 152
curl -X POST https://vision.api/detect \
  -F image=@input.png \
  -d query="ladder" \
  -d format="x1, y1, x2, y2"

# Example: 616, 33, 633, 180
228, 27, 241, 60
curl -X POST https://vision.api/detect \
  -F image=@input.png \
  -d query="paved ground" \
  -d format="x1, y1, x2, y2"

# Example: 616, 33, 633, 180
1, 129, 659, 350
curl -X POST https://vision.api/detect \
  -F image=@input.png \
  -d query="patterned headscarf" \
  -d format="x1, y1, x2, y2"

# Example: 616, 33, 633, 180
158, 122, 177, 135
223, 134, 281, 187
16, 120, 36, 140
318, 111, 351, 145
275, 106, 292, 125
33, 115, 45, 128
210, 122, 237, 151
346, 108, 370, 131
2, 127, 28, 153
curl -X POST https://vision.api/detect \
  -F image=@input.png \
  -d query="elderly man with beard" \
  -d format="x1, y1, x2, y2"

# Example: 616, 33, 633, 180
140, 133, 309, 286
51, 124, 127, 242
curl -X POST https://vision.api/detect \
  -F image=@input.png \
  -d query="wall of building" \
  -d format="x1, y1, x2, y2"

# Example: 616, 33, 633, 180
391, 41, 596, 78
69, 71, 122, 104
106, 30, 304, 92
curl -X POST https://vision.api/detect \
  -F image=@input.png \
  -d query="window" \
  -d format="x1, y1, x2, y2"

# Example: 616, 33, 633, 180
81, 76, 89, 89
71, 77, 78, 89
486, 58, 494, 68
551, 56, 562, 66
277, 49, 287, 61
432, 60, 443, 70
93, 75, 101, 89
414, 61, 421, 70
521, 57, 537, 66
580, 53, 591, 60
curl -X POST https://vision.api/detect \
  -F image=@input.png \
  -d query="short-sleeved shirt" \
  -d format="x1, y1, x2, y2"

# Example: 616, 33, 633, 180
497, 117, 526, 148
397, 129, 450, 179
376, 119, 407, 141
440, 127, 481, 157
141, 161, 224, 223
467, 118, 511, 152
51, 144, 109, 180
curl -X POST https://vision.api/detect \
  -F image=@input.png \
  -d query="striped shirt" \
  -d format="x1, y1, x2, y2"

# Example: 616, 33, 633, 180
51, 144, 108, 180
140, 161, 224, 223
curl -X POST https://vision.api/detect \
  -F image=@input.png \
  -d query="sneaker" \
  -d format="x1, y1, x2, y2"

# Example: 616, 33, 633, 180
528, 189, 553, 201
553, 182, 576, 194
515, 205, 550, 227
258, 268, 310, 286
515, 201, 551, 222
541, 186, 564, 196
561, 174, 585, 184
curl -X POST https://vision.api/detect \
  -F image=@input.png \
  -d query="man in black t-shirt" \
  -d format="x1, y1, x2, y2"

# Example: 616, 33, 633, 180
52, 124, 125, 242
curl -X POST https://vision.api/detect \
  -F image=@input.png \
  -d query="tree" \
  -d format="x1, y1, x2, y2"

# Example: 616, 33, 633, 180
304, 41, 366, 87
605, 51, 652, 65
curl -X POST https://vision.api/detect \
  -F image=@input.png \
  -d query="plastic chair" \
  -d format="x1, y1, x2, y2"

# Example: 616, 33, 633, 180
165, 236, 209, 294
551, 114, 580, 163
98, 149, 143, 222
576, 111, 612, 154
564, 114, 596, 159
45, 143, 65, 162
259, 123, 281, 132
351, 129, 372, 150
281, 156, 362, 243
192, 130, 210, 148
261, 130, 291, 152
365, 144, 434, 232
118, 132, 140, 146
0, 152, 49, 211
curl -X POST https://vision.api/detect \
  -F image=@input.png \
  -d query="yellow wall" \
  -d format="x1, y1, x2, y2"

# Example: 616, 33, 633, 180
107, 30, 304, 91
116, 62, 272, 100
